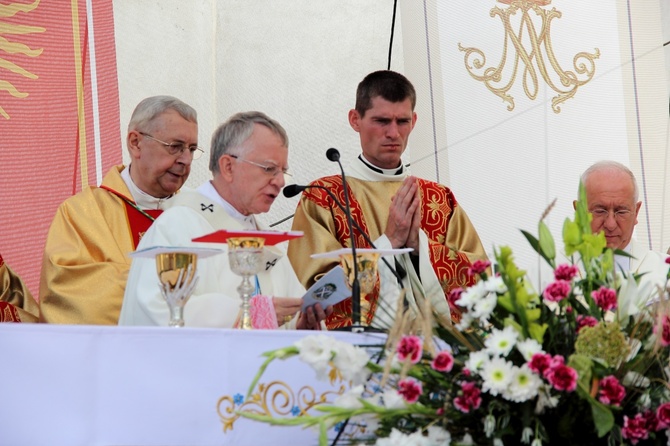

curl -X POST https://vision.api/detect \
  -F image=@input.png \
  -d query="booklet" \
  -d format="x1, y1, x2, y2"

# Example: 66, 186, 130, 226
301, 266, 350, 311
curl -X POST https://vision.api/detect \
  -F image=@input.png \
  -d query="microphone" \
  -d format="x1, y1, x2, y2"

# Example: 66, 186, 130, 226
326, 147, 340, 162
283, 182, 406, 289
282, 184, 308, 198
326, 148, 363, 331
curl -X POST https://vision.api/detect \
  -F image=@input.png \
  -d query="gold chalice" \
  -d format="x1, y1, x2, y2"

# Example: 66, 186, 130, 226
339, 251, 381, 326
227, 237, 265, 330
155, 252, 199, 327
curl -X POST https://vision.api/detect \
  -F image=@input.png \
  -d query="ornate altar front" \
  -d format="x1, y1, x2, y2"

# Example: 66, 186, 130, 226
0, 324, 385, 446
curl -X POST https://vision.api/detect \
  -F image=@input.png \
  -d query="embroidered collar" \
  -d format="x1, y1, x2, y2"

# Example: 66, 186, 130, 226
198, 182, 257, 229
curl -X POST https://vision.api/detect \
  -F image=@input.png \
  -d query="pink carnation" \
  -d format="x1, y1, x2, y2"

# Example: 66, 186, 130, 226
398, 378, 423, 404
654, 315, 670, 347
598, 375, 625, 406
643, 409, 662, 432
396, 335, 423, 364
656, 403, 670, 429
431, 351, 454, 373
543, 280, 571, 302
528, 353, 552, 375
545, 363, 578, 392
453, 381, 482, 413
554, 264, 579, 281
592, 286, 617, 311
622, 413, 650, 444
576, 315, 598, 333
467, 260, 491, 277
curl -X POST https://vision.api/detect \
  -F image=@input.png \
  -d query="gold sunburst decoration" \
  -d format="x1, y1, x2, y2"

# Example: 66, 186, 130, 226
459, 0, 599, 113
0, 0, 45, 120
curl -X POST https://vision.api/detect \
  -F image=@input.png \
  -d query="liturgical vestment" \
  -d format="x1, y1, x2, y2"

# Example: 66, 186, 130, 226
288, 157, 488, 330
39, 165, 165, 325
118, 183, 305, 327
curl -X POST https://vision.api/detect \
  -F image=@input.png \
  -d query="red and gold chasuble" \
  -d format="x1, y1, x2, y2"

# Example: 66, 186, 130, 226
100, 185, 163, 249
302, 175, 479, 330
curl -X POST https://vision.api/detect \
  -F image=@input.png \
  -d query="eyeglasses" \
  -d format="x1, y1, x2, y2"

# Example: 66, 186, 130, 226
139, 132, 204, 160
590, 208, 633, 222
229, 154, 292, 178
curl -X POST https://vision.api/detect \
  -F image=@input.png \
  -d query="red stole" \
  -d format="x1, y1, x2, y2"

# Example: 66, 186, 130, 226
123, 203, 163, 249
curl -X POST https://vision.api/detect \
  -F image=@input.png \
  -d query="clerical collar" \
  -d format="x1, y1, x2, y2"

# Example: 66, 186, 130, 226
198, 181, 257, 230
358, 154, 404, 175
121, 165, 173, 210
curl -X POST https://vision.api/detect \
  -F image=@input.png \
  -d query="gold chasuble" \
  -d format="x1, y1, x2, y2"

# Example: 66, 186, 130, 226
0, 254, 39, 322
39, 165, 163, 325
288, 158, 488, 330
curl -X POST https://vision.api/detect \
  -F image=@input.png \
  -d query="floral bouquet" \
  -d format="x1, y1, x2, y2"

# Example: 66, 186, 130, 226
241, 185, 670, 446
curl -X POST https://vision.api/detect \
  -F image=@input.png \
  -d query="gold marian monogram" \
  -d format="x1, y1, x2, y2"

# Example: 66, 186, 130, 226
459, 0, 599, 113
0, 0, 44, 120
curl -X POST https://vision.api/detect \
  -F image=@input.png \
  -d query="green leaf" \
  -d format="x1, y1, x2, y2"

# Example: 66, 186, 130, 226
538, 221, 556, 262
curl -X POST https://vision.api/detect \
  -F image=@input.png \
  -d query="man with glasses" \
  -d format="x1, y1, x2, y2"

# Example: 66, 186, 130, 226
577, 160, 668, 292
118, 111, 330, 329
40, 96, 199, 324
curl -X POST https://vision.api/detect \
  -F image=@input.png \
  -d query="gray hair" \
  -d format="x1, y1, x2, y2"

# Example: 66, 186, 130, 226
209, 111, 289, 174
127, 96, 197, 133
581, 160, 639, 202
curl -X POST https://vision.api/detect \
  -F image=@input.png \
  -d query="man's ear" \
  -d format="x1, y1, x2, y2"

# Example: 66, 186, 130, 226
634, 200, 642, 225
218, 155, 234, 181
127, 131, 141, 160
348, 109, 361, 132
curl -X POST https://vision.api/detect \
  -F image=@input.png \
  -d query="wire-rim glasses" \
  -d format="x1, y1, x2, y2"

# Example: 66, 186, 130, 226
139, 132, 204, 160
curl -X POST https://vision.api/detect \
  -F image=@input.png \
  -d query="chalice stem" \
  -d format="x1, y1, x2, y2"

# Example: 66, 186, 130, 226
168, 304, 185, 328
238, 274, 255, 330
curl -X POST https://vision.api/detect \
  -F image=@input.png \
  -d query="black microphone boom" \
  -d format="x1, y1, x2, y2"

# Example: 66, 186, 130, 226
282, 183, 406, 292
326, 147, 364, 331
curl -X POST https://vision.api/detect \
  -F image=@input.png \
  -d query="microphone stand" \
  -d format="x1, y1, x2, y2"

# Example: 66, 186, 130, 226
326, 148, 363, 332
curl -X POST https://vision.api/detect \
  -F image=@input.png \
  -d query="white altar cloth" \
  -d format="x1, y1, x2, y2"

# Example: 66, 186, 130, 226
0, 324, 385, 446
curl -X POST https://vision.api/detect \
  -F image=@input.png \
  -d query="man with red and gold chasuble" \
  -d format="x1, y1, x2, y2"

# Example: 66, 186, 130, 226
288, 70, 489, 330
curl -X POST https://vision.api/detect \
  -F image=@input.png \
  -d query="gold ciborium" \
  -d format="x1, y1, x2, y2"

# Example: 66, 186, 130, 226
227, 237, 265, 330
155, 252, 199, 327
339, 251, 381, 325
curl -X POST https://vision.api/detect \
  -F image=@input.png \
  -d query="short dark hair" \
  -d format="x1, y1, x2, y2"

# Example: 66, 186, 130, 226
355, 70, 416, 117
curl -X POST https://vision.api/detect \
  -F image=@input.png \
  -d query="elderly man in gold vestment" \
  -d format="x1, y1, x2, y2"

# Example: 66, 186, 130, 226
39, 96, 201, 325
288, 70, 488, 331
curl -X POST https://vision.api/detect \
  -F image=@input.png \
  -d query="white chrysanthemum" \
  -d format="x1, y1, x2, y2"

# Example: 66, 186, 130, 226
294, 334, 335, 380
381, 389, 407, 409
331, 342, 371, 385
503, 364, 542, 402
465, 350, 489, 373
471, 292, 498, 322
426, 426, 451, 446
375, 428, 430, 446
455, 312, 475, 331
484, 326, 518, 357
456, 281, 487, 309
480, 356, 514, 396
484, 276, 507, 294
534, 385, 559, 414
459, 434, 474, 445
516, 338, 544, 361
333, 384, 364, 409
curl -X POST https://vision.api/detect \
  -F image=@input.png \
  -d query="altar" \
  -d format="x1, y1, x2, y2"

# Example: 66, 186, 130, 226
0, 324, 385, 446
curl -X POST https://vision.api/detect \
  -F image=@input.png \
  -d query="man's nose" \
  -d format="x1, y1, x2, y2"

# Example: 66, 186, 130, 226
603, 212, 618, 229
272, 172, 286, 189
386, 121, 400, 139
